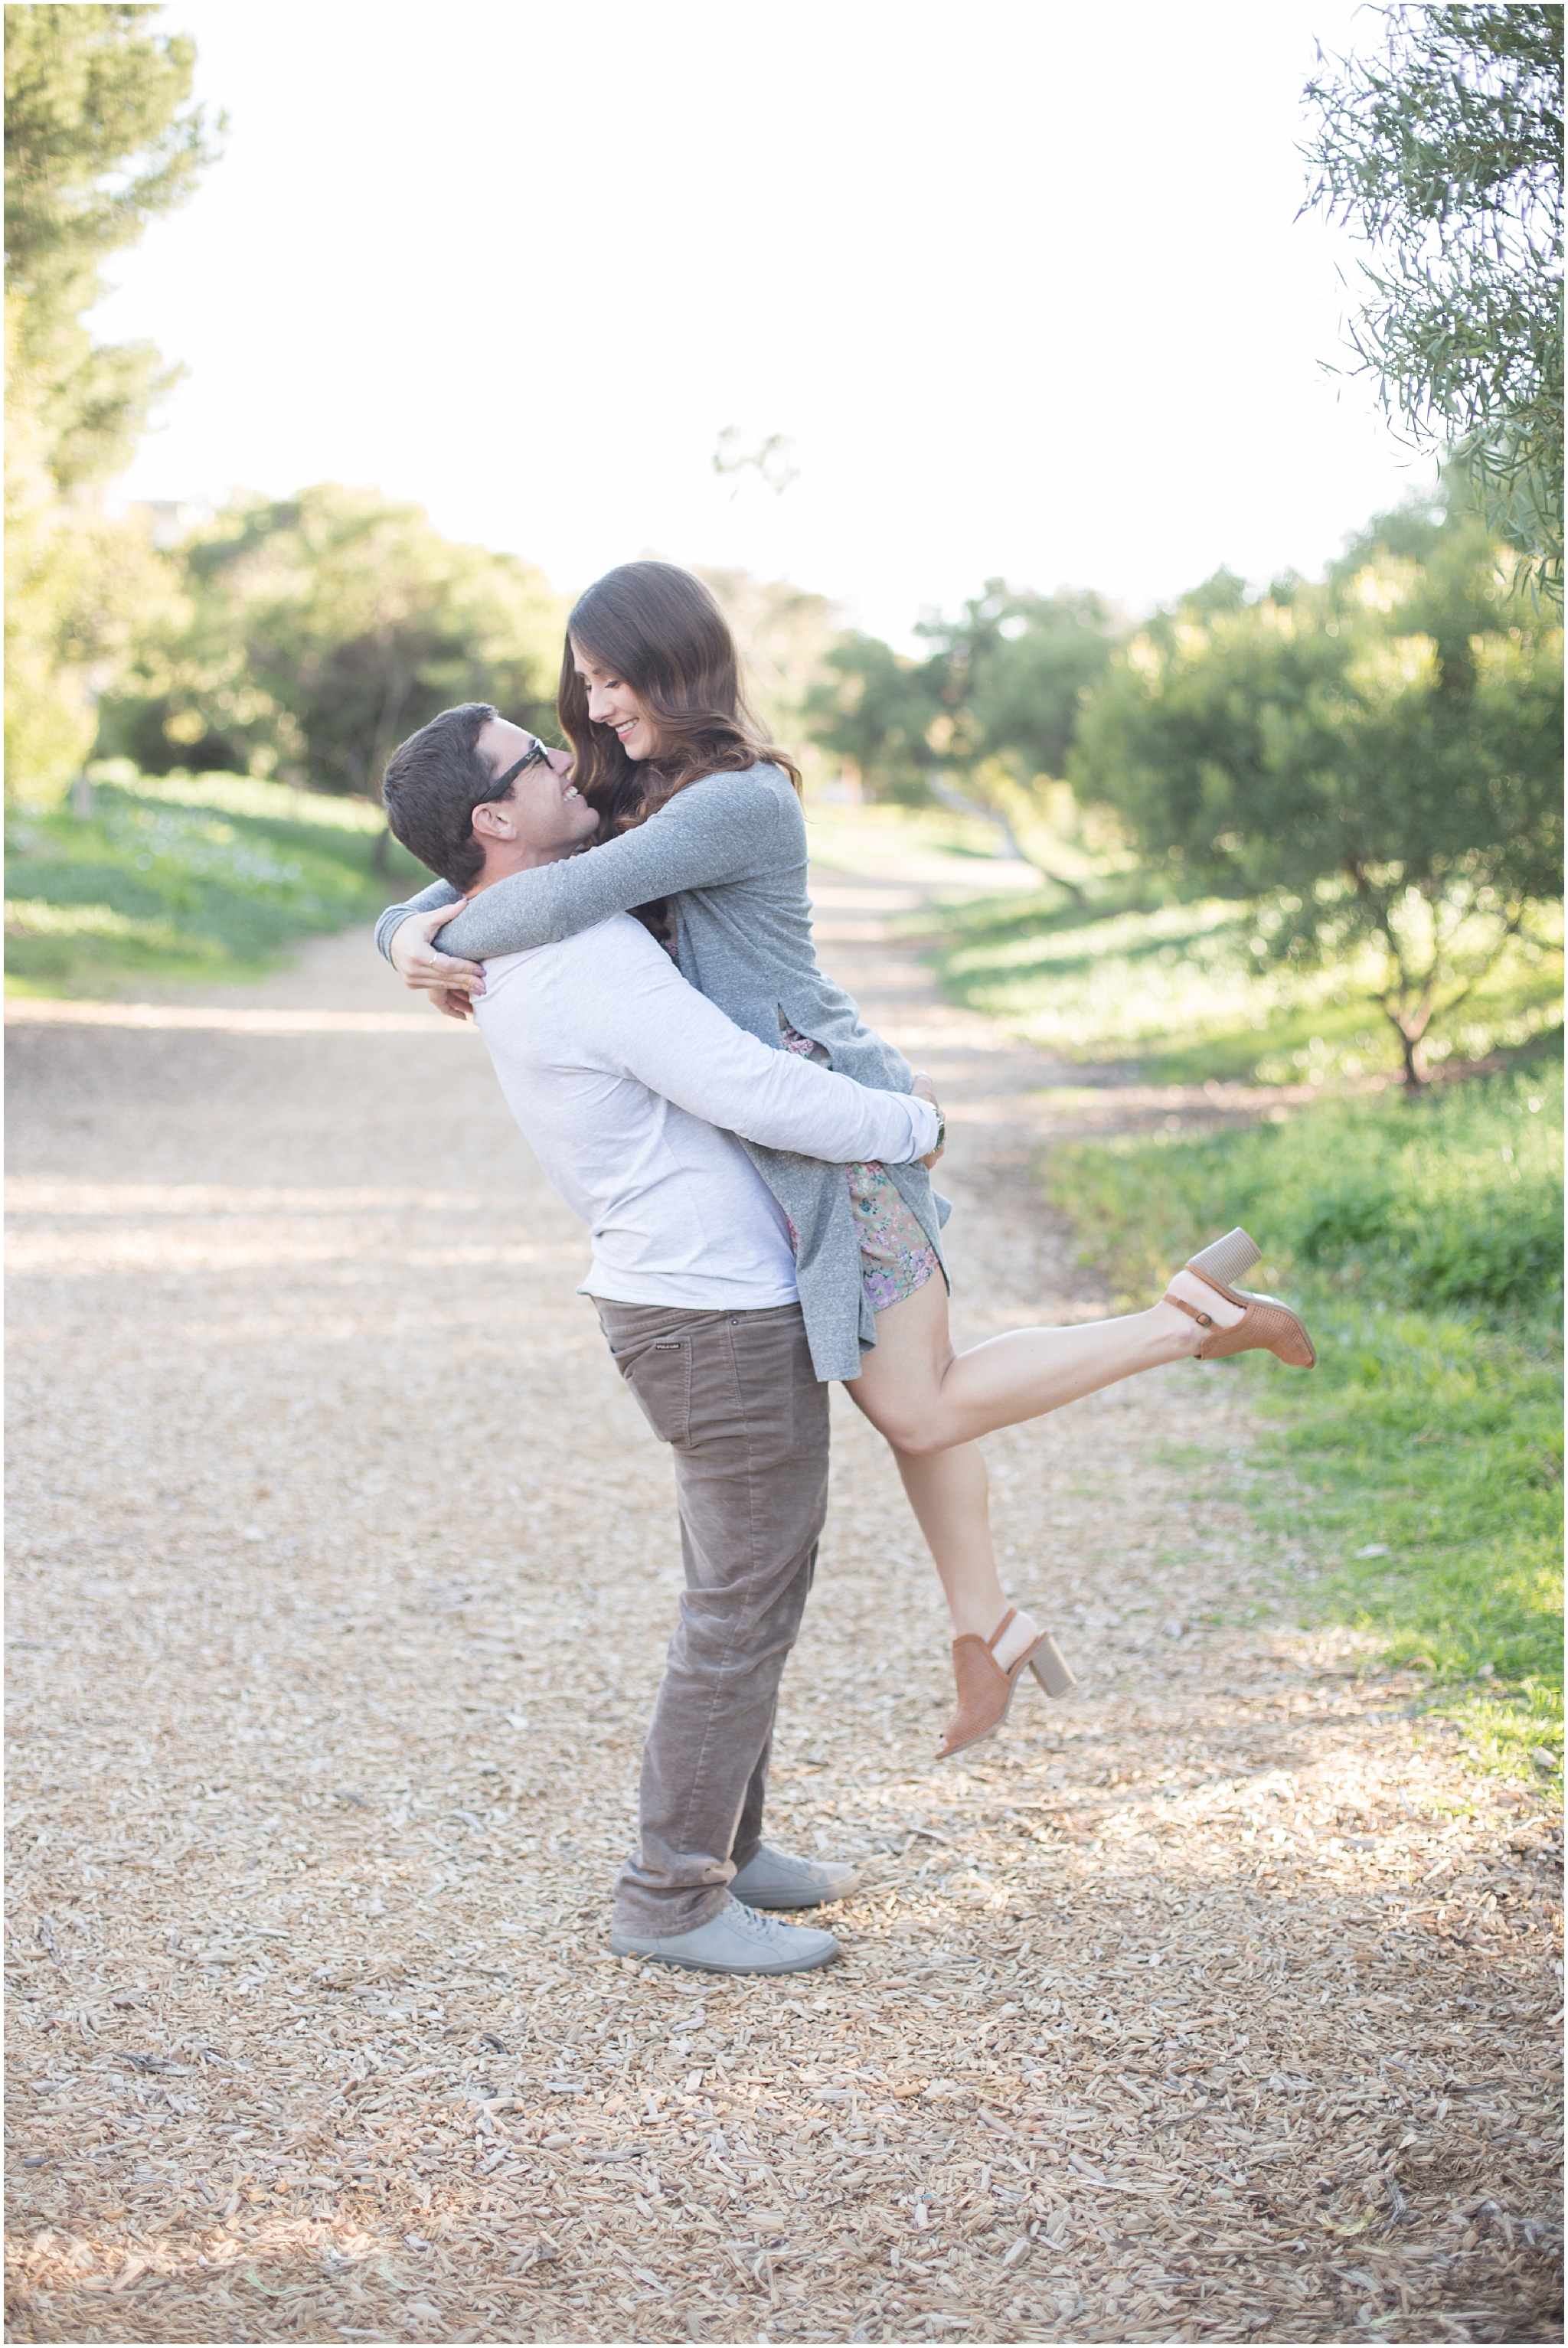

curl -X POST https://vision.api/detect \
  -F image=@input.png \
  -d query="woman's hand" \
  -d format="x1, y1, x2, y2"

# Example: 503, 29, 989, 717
390, 906, 485, 1006
431, 985, 476, 1023
911, 1071, 946, 1167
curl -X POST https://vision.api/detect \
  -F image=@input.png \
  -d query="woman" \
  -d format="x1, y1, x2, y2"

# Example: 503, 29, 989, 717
377, 563, 1315, 1758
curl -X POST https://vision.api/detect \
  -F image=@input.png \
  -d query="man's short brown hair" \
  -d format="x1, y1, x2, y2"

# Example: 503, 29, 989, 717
381, 702, 508, 890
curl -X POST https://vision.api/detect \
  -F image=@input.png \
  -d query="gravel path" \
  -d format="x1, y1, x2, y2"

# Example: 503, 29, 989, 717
6, 860, 1561, 2343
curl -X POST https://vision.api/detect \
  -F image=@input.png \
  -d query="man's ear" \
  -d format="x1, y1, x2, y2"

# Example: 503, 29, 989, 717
472, 797, 514, 841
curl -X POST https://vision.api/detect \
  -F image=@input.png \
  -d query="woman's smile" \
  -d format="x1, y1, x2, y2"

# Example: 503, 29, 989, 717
608, 710, 655, 756
571, 633, 659, 760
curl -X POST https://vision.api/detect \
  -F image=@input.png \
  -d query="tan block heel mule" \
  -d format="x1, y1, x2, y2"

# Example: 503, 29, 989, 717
936, 1607, 1077, 1763
1165, 1227, 1317, 1368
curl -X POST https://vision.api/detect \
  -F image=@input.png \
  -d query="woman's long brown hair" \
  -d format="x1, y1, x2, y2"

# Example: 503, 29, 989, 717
557, 561, 802, 841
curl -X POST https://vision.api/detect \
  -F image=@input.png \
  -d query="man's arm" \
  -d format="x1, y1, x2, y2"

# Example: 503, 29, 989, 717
429, 768, 784, 959
580, 921, 939, 1165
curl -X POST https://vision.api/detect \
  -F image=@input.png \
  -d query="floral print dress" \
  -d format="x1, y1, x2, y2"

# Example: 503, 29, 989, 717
780, 1027, 940, 1314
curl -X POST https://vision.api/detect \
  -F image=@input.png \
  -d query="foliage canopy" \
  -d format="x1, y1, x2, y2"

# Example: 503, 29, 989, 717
1302, 4, 1564, 606
95, 484, 567, 796
1070, 493, 1563, 1083
805, 583, 1116, 873
5, 2, 216, 491
4, 4, 217, 800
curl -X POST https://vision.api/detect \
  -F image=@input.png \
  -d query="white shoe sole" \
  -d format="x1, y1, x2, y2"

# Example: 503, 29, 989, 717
608, 1928, 840, 1976
729, 1873, 861, 1911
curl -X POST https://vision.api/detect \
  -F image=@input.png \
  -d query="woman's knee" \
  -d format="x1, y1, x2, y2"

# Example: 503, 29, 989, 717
860, 1399, 951, 1456
897, 1423, 957, 1458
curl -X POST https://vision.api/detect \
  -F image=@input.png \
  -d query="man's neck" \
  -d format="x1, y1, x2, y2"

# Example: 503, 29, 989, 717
467, 841, 578, 897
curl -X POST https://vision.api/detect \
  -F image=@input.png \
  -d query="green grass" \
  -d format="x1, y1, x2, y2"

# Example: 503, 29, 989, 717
920, 883, 1563, 1086
1043, 1068, 1564, 1790
5, 766, 431, 995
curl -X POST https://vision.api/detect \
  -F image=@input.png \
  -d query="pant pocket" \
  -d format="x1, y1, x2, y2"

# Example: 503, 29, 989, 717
617, 1334, 694, 1447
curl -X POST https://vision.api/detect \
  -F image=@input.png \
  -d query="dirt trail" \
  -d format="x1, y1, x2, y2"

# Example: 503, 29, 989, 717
5, 862, 1560, 2343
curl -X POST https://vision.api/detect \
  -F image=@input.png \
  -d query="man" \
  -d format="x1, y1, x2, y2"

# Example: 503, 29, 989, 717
380, 704, 941, 1976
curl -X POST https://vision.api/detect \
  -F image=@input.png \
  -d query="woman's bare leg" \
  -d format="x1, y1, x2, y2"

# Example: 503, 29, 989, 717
851, 1272, 1244, 1457
848, 1268, 1249, 1702
887, 1439, 1008, 1639
877, 1437, 1051, 1678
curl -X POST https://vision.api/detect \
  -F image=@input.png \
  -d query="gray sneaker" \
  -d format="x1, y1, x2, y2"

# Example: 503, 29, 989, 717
609, 1898, 841, 1975
730, 1843, 862, 1910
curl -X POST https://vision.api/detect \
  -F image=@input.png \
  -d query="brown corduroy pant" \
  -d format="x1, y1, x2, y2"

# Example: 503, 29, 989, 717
593, 1298, 831, 1938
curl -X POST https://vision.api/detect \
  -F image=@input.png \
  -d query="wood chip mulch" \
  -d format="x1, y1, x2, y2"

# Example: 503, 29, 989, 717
6, 903, 1561, 2343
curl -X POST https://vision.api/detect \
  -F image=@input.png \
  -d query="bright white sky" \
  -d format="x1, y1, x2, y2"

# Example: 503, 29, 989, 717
100, 0, 1426, 642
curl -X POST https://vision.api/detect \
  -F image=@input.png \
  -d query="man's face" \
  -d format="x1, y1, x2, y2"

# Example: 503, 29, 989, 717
472, 719, 596, 862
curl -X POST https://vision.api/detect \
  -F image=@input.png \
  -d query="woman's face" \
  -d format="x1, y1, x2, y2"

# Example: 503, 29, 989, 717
571, 636, 659, 762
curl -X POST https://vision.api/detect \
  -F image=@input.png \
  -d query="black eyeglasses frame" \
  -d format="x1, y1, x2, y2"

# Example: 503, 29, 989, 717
485, 735, 553, 801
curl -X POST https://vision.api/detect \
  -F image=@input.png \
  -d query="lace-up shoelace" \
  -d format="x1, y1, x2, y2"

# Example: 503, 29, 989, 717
730, 1901, 804, 1947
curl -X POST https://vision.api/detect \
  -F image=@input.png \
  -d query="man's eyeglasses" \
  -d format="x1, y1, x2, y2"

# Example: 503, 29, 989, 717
486, 736, 553, 798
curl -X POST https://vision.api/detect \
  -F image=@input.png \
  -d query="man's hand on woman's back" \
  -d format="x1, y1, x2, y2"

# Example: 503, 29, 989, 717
911, 1072, 945, 1167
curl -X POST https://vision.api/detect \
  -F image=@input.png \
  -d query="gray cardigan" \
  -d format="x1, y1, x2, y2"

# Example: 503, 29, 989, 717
375, 763, 948, 1381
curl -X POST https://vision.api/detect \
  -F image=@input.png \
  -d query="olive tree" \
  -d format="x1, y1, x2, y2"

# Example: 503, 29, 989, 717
1302, 4, 1563, 607
1071, 496, 1563, 1086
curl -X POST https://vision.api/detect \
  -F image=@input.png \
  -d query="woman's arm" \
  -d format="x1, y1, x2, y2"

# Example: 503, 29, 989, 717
380, 883, 485, 1017
430, 767, 785, 958
375, 876, 460, 962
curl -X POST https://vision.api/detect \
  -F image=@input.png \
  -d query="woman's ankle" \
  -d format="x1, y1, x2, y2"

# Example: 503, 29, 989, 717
1165, 1267, 1246, 1329
991, 1608, 1040, 1672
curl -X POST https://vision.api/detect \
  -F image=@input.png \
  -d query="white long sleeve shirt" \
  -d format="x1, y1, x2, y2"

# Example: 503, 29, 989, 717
473, 914, 939, 1314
